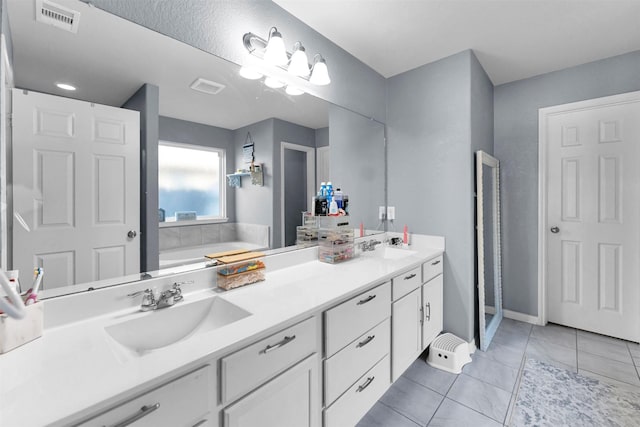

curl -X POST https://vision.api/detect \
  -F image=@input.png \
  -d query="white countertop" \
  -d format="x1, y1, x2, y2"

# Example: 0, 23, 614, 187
0, 236, 443, 426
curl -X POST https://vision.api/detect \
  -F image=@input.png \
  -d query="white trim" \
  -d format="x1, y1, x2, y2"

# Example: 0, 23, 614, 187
467, 339, 477, 355
537, 90, 640, 335
503, 309, 539, 325
0, 35, 14, 271
280, 142, 315, 246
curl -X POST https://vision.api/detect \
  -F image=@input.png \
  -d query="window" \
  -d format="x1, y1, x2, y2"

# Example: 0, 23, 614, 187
158, 142, 226, 222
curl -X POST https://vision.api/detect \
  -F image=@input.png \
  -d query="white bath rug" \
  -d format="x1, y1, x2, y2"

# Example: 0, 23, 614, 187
510, 358, 640, 427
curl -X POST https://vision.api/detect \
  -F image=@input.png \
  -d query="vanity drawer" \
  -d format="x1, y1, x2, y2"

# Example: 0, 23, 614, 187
220, 316, 318, 404
391, 266, 421, 301
79, 365, 212, 427
324, 318, 390, 406
423, 255, 443, 283
325, 282, 391, 357
323, 354, 390, 427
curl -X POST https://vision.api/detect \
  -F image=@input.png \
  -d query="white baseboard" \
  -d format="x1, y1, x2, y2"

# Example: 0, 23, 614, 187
468, 339, 477, 354
503, 309, 539, 325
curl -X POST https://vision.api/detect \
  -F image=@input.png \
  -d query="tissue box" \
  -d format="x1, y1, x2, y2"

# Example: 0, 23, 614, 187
0, 302, 43, 354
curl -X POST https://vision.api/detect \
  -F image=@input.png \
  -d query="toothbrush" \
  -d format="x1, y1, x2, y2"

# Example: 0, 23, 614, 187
25, 268, 43, 306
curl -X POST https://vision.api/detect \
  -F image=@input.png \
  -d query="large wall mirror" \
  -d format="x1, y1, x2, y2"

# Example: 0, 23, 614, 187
475, 150, 503, 351
5, 0, 385, 298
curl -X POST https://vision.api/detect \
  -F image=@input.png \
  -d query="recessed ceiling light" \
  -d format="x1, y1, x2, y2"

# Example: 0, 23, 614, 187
56, 83, 76, 91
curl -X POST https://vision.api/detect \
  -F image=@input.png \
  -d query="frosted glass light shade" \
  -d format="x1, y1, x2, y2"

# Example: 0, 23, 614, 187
239, 66, 263, 80
264, 77, 285, 89
285, 85, 304, 96
264, 29, 288, 66
310, 57, 330, 85
288, 44, 310, 77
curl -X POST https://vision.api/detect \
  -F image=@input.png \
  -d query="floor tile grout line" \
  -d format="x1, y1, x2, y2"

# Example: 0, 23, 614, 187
377, 400, 422, 427
578, 367, 640, 388
503, 323, 533, 426
424, 395, 447, 427
443, 393, 509, 425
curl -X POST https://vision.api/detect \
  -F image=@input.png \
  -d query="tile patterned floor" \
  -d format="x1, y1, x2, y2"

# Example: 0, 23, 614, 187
357, 318, 640, 426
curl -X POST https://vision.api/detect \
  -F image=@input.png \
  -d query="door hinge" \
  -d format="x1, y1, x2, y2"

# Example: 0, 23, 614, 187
419, 306, 424, 325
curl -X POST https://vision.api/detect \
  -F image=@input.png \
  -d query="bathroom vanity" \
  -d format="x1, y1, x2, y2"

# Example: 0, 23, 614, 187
0, 235, 444, 427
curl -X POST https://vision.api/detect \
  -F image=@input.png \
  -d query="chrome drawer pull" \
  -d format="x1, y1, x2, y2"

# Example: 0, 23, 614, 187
425, 302, 431, 321
113, 403, 160, 427
404, 273, 416, 280
356, 335, 375, 348
356, 376, 375, 393
357, 295, 376, 305
431, 260, 441, 265
260, 335, 296, 354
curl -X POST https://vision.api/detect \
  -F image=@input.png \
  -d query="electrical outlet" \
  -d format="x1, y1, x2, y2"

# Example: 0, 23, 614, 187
379, 206, 386, 220
387, 206, 396, 220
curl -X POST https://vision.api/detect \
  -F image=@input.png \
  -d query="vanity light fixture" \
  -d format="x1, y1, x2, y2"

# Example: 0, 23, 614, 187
263, 27, 288, 66
242, 27, 330, 88
239, 66, 263, 80
285, 85, 304, 96
264, 77, 285, 89
288, 42, 310, 77
309, 55, 331, 86
56, 82, 76, 91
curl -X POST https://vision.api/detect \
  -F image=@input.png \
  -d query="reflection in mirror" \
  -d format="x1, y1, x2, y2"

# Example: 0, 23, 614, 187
475, 150, 503, 351
6, 0, 386, 298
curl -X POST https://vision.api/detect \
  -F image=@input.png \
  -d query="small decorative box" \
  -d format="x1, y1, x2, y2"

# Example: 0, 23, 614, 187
216, 252, 266, 291
0, 302, 43, 354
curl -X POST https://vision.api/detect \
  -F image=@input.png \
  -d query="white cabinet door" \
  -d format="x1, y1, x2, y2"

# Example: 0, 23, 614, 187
391, 287, 422, 381
422, 275, 444, 348
223, 354, 320, 427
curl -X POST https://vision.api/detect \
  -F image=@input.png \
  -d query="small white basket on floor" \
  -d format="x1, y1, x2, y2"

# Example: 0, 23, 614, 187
427, 333, 472, 374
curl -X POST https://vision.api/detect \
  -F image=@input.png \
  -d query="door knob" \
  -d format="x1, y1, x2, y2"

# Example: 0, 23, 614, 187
550, 227, 560, 234
127, 230, 137, 238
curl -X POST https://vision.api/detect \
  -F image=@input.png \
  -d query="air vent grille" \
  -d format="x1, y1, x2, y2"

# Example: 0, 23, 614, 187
190, 78, 226, 95
35, 0, 80, 33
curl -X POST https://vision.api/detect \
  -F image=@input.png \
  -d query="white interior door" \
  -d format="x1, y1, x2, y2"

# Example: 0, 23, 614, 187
12, 89, 140, 290
542, 92, 640, 341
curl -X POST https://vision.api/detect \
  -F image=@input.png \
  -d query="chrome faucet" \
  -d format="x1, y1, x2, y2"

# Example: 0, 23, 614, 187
359, 239, 382, 252
128, 281, 191, 311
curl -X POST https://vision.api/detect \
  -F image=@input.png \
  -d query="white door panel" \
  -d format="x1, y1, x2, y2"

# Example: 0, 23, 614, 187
545, 97, 640, 341
12, 89, 140, 290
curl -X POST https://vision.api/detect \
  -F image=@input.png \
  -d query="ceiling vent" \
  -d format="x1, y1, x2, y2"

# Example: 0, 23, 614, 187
190, 78, 226, 95
35, 0, 80, 34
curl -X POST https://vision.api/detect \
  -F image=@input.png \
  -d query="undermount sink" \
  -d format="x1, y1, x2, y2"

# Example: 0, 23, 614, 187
105, 296, 251, 353
363, 246, 418, 260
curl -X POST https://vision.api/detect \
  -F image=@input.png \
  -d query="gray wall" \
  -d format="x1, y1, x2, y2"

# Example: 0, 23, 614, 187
232, 117, 317, 249
159, 116, 236, 222
233, 119, 274, 246
272, 118, 316, 248
494, 50, 640, 316
329, 105, 385, 230
315, 127, 329, 148
82, 0, 386, 123
122, 84, 160, 273
387, 50, 493, 343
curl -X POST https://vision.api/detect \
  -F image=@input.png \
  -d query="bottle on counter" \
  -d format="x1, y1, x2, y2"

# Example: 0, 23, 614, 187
334, 188, 343, 210
326, 182, 333, 204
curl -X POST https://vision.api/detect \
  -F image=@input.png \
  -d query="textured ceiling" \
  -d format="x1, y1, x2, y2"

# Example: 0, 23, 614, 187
274, 0, 640, 84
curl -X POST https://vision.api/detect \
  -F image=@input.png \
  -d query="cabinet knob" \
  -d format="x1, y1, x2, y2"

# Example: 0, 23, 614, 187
550, 226, 560, 234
